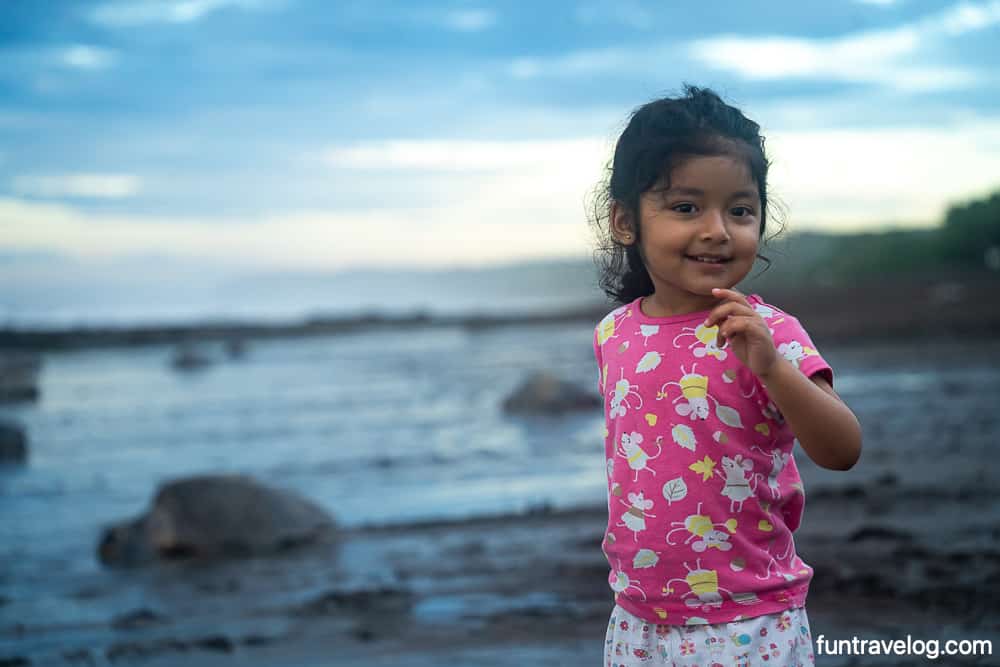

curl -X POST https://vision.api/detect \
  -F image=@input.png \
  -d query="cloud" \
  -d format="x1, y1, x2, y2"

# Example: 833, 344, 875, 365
12, 174, 142, 199
507, 1, 998, 88
767, 119, 1000, 228
5, 117, 999, 276
690, 1, 1000, 91
574, 2, 653, 30
90, 0, 284, 27
59, 45, 117, 70
507, 47, 640, 80
0, 196, 594, 271
322, 139, 605, 171
0, 138, 611, 269
441, 8, 496, 32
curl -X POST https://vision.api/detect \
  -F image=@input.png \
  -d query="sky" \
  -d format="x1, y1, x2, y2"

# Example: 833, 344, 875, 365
2, 0, 1000, 320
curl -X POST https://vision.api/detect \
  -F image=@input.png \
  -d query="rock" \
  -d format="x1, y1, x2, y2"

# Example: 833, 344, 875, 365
0, 656, 30, 667
0, 353, 41, 403
224, 338, 247, 359
98, 474, 336, 567
111, 608, 165, 630
0, 421, 27, 464
502, 371, 602, 416
170, 343, 213, 372
295, 587, 413, 617
847, 525, 914, 543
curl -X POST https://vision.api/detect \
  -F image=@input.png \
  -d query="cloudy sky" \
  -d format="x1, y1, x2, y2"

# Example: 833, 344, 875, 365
2, 0, 1000, 277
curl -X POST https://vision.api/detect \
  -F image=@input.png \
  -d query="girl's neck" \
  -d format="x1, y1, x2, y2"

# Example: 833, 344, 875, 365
640, 292, 719, 318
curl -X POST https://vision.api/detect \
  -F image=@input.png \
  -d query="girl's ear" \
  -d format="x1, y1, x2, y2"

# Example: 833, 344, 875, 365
610, 201, 635, 245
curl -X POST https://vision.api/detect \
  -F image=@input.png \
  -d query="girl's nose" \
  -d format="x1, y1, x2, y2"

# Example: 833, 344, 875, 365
699, 209, 730, 241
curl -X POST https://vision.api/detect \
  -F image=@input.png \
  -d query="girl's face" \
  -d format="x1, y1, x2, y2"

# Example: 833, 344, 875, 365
613, 154, 761, 316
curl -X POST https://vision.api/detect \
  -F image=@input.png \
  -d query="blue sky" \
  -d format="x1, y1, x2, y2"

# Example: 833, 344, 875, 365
2, 0, 1000, 276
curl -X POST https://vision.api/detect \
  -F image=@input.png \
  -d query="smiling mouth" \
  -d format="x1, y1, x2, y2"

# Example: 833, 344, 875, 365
685, 255, 732, 264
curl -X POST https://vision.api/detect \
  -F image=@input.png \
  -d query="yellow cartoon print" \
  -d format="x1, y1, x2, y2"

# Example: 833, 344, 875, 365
657, 363, 743, 428
664, 559, 759, 612
672, 323, 728, 360
665, 501, 738, 552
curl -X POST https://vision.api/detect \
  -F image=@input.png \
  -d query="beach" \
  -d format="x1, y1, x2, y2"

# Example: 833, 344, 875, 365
3, 277, 1000, 666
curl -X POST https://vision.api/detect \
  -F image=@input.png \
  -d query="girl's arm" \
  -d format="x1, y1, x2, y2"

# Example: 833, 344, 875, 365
706, 288, 862, 471
757, 359, 862, 470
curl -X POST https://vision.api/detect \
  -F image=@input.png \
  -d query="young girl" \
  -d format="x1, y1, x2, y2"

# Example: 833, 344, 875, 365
592, 86, 862, 666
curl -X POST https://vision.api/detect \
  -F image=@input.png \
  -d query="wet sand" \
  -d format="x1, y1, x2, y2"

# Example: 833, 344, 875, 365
7, 475, 998, 666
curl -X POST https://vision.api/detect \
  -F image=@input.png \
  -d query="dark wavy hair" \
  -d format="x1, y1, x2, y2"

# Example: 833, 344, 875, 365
590, 85, 782, 305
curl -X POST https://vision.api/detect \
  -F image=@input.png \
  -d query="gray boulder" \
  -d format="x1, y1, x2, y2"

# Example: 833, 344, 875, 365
98, 474, 336, 567
0, 353, 41, 402
0, 420, 27, 464
502, 371, 602, 416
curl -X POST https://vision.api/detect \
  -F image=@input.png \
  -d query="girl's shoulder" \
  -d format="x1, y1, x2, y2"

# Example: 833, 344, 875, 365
748, 293, 833, 382
745, 293, 789, 320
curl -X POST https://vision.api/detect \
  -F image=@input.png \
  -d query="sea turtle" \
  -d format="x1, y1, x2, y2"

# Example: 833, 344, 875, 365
98, 474, 336, 567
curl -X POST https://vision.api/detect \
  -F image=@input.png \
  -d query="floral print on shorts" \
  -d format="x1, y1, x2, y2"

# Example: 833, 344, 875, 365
605, 604, 815, 666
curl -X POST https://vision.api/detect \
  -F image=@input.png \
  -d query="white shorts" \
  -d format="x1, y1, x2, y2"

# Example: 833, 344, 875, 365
605, 604, 815, 666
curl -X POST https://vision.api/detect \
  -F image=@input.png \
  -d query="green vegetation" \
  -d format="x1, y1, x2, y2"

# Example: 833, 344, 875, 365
746, 188, 1000, 288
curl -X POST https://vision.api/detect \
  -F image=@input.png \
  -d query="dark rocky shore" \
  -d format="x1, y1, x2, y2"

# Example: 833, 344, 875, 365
6, 482, 996, 666
2, 269, 999, 353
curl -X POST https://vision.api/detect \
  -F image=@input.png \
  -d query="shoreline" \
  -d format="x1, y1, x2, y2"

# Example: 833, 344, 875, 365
3, 269, 1000, 353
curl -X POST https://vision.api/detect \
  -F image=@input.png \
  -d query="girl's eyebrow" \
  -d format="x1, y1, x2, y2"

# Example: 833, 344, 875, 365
665, 187, 759, 199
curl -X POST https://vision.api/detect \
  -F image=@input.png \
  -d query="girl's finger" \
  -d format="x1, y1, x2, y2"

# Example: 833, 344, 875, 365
705, 302, 756, 327
719, 315, 759, 341
711, 287, 752, 309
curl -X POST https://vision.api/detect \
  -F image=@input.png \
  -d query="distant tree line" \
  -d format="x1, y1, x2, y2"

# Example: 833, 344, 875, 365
748, 188, 1000, 286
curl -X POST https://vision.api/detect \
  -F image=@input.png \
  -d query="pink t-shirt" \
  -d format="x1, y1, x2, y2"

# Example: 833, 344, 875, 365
593, 294, 833, 626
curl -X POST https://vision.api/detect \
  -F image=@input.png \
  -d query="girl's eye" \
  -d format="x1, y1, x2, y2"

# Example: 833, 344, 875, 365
731, 206, 754, 217
671, 203, 696, 214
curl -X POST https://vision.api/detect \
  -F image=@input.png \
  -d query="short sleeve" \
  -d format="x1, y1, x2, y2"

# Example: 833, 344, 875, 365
755, 299, 834, 387
592, 324, 604, 395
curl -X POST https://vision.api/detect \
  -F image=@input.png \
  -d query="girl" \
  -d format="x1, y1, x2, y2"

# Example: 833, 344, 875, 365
591, 86, 862, 666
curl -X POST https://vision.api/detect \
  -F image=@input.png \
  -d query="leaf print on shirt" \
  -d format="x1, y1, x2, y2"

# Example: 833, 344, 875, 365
633, 549, 660, 569
673, 323, 728, 360
754, 303, 776, 319
597, 305, 630, 346
635, 351, 661, 373
658, 363, 744, 428
662, 476, 688, 505
689, 455, 716, 482
671, 423, 697, 451
616, 431, 662, 481
639, 324, 659, 345
608, 368, 643, 418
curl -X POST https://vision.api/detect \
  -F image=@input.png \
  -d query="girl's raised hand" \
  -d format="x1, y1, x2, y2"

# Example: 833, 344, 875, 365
704, 288, 779, 379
